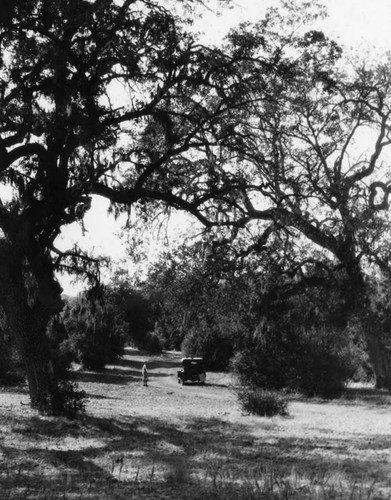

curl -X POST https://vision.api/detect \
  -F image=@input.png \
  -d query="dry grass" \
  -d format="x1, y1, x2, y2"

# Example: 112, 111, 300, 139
0, 348, 391, 499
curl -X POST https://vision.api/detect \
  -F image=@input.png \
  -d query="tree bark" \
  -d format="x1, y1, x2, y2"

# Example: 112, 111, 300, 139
338, 255, 391, 390
0, 240, 62, 412
363, 319, 391, 390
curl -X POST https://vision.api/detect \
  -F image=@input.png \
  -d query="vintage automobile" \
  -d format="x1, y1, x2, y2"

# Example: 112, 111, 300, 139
177, 357, 206, 385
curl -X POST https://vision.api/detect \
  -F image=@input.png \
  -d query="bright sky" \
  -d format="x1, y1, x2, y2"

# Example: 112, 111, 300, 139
59, 0, 391, 295
201, 0, 391, 49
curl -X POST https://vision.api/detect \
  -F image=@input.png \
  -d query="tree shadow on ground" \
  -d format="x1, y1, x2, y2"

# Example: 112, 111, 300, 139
122, 348, 180, 369
2, 411, 390, 499
113, 358, 144, 370
109, 355, 179, 372
286, 386, 391, 409
146, 359, 180, 370
342, 386, 391, 407
70, 368, 139, 385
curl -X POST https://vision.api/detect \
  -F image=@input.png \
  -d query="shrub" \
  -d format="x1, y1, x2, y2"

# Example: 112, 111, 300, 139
231, 322, 298, 389
232, 322, 360, 398
297, 326, 360, 397
236, 386, 289, 417
62, 295, 127, 370
181, 320, 233, 370
46, 380, 86, 419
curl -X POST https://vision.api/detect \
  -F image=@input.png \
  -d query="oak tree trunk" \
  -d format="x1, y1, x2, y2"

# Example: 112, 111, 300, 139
0, 241, 62, 412
344, 258, 391, 390
364, 321, 391, 390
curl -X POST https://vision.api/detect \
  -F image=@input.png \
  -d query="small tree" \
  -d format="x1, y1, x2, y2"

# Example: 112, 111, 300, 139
62, 293, 127, 370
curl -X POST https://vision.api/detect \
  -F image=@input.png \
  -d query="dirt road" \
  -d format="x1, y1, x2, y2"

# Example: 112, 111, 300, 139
89, 348, 239, 420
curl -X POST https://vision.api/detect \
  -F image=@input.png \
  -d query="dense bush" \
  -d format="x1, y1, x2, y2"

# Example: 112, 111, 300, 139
297, 326, 361, 397
181, 319, 233, 370
46, 380, 86, 419
231, 322, 297, 389
62, 295, 127, 370
236, 386, 289, 417
232, 322, 360, 398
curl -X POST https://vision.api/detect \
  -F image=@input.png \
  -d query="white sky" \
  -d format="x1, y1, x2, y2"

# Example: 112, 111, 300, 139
59, 0, 391, 294
201, 0, 391, 49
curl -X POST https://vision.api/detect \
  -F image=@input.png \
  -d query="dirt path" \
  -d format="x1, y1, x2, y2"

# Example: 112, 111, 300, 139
86, 348, 239, 420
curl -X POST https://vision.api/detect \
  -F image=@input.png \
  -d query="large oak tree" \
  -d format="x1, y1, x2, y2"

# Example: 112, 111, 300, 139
0, 0, 251, 412
208, 6, 391, 387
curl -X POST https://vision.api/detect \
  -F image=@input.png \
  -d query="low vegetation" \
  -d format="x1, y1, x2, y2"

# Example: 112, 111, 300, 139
235, 386, 289, 417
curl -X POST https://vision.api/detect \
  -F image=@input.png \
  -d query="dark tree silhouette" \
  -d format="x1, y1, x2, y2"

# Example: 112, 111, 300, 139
0, 0, 250, 412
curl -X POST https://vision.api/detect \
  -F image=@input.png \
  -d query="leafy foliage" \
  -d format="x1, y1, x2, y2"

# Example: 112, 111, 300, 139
181, 318, 233, 370
106, 273, 160, 351
236, 386, 289, 417
232, 321, 361, 398
45, 380, 86, 419
143, 331, 163, 354
138, 241, 257, 368
62, 294, 127, 370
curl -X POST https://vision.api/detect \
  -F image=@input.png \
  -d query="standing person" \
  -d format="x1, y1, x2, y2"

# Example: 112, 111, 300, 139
141, 362, 148, 386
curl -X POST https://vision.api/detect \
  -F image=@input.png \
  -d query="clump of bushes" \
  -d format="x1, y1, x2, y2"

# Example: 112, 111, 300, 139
297, 326, 360, 397
236, 386, 289, 417
232, 321, 360, 398
45, 380, 86, 419
61, 294, 127, 370
181, 319, 233, 370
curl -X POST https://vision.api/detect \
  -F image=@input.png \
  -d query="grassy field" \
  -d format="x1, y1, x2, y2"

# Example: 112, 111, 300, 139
0, 348, 391, 499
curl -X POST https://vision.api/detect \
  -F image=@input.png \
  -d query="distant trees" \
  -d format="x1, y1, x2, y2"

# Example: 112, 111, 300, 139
140, 241, 256, 368
138, 230, 365, 395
